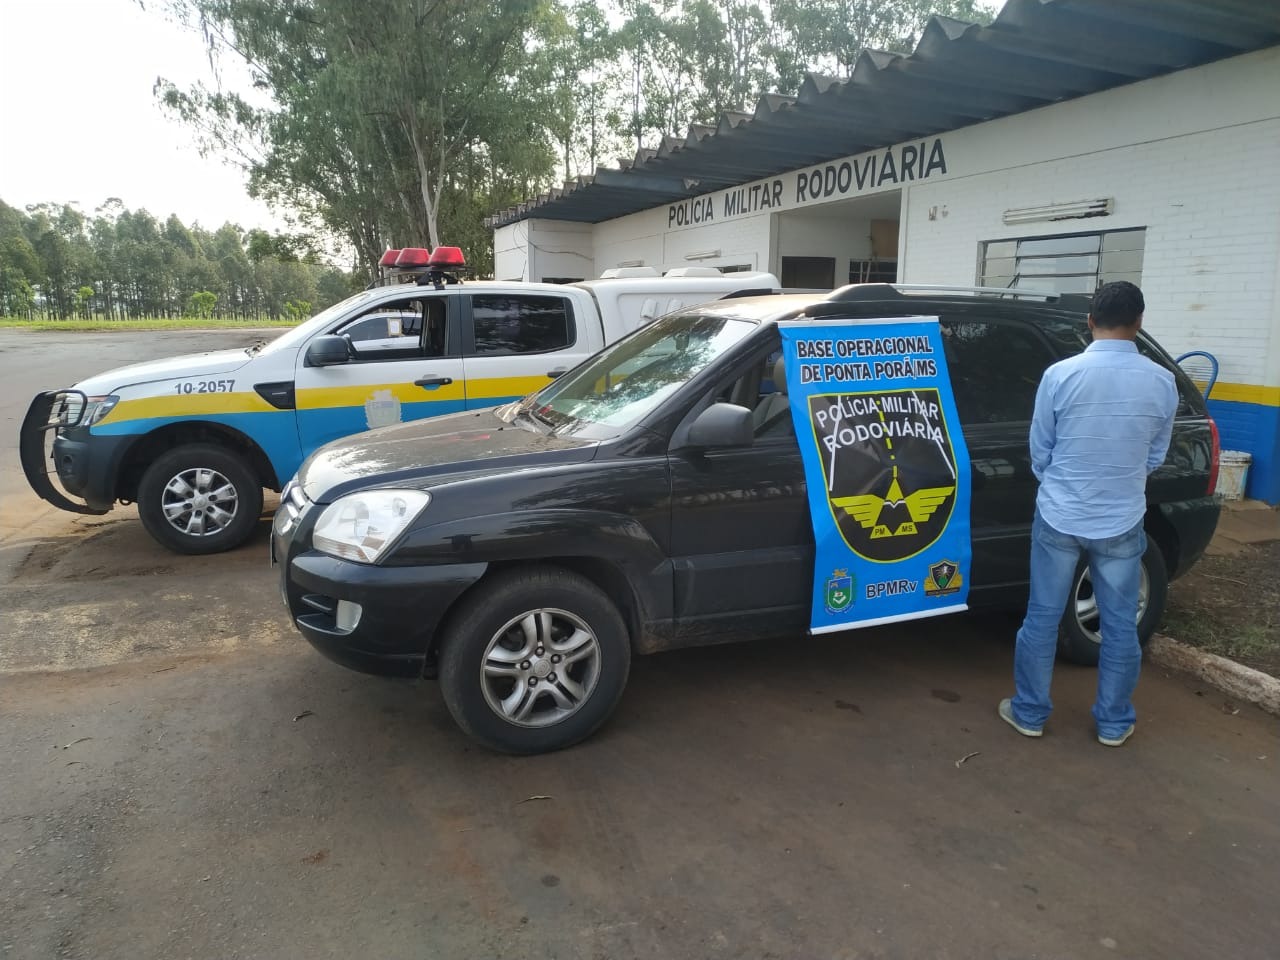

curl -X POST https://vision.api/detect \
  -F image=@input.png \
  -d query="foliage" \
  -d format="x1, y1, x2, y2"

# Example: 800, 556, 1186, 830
0, 317, 298, 331
0, 197, 359, 321
148, 0, 994, 276
282, 299, 312, 322
156, 0, 557, 278
188, 290, 218, 318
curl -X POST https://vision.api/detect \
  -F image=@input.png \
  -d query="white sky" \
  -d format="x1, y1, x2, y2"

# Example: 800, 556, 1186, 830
0, 0, 1007, 239
0, 0, 288, 233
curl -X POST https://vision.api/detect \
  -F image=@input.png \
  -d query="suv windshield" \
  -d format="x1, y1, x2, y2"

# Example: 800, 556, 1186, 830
504, 312, 756, 440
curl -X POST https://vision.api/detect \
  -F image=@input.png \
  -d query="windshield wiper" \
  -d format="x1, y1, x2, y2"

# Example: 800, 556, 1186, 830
509, 405, 551, 434
244, 338, 267, 357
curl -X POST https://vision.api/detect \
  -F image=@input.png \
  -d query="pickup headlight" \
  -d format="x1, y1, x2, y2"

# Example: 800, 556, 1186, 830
311, 490, 431, 564
70, 396, 119, 430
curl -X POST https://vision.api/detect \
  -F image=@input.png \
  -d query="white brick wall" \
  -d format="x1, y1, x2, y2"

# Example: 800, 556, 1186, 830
902, 115, 1280, 388
493, 222, 527, 281
497, 47, 1280, 388
494, 220, 595, 281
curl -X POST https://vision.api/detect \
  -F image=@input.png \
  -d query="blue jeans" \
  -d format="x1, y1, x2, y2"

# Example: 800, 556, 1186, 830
1012, 510, 1146, 739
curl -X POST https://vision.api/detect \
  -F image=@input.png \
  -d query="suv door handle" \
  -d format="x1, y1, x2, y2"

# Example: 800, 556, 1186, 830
414, 375, 453, 388
546, 368, 568, 379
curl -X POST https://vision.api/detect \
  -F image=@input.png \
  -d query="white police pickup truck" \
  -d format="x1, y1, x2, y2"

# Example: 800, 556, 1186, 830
20, 246, 778, 554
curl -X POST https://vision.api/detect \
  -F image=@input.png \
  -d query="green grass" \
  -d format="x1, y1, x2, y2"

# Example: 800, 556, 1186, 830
0, 317, 297, 331
1162, 609, 1278, 665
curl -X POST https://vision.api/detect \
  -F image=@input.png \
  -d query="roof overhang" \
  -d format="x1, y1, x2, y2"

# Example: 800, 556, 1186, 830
488, 0, 1280, 229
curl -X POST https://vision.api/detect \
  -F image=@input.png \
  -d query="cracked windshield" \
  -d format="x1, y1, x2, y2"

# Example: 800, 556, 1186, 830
509, 313, 755, 438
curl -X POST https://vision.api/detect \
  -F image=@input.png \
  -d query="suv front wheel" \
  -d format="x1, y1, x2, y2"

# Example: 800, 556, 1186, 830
1057, 536, 1169, 666
438, 567, 632, 754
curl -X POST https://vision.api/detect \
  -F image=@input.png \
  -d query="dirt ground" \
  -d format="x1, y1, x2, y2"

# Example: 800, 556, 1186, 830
1162, 538, 1280, 679
3, 331, 1279, 960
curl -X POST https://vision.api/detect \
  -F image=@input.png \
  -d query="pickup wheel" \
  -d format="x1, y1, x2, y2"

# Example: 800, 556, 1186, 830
136, 444, 263, 555
438, 568, 631, 754
1056, 536, 1169, 666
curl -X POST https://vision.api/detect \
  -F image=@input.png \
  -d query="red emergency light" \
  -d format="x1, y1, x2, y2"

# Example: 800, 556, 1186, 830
378, 249, 401, 268
395, 247, 432, 268
429, 246, 466, 269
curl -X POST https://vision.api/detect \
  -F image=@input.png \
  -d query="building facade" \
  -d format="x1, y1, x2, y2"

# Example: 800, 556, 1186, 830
493, 36, 1280, 502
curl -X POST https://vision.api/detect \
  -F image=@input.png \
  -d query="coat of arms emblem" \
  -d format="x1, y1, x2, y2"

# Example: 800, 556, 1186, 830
824, 569, 854, 614
925, 559, 963, 597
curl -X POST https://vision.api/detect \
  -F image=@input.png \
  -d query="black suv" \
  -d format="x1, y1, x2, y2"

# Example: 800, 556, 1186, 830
272, 285, 1220, 754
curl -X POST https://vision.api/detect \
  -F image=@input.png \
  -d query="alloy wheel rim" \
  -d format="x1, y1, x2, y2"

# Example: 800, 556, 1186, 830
480, 608, 602, 728
160, 467, 239, 537
1073, 565, 1150, 645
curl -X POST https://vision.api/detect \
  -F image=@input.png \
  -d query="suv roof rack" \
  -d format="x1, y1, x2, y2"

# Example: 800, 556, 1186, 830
826, 283, 1068, 303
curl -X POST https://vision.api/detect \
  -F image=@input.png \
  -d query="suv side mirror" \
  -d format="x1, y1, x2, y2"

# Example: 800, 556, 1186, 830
686, 402, 754, 449
306, 335, 352, 367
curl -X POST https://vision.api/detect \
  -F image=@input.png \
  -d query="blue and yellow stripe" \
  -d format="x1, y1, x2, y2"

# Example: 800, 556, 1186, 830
1203, 381, 1280, 504
90, 375, 552, 489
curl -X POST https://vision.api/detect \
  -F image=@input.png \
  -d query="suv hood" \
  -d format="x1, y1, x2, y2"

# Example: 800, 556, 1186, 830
299, 407, 598, 503
74, 349, 253, 395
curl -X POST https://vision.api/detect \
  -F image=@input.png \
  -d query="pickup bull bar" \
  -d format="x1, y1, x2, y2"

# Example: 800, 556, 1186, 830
19, 391, 110, 515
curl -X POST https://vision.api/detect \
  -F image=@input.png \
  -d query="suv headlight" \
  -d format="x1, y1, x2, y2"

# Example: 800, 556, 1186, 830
311, 490, 431, 564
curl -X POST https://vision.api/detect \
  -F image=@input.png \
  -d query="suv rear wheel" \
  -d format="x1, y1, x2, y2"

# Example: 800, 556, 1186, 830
137, 444, 263, 555
1057, 536, 1169, 666
438, 567, 631, 754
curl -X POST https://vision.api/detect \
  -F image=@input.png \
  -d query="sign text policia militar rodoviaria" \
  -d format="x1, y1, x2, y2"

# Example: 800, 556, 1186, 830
779, 317, 972, 634
667, 136, 948, 229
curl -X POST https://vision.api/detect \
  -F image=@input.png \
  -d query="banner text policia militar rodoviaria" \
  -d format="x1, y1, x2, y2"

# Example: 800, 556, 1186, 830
779, 317, 972, 634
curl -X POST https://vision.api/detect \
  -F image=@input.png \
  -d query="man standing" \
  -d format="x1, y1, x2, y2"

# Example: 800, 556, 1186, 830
999, 281, 1179, 746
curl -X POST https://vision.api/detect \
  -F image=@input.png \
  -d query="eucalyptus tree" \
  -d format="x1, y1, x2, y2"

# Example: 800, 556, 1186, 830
767, 0, 991, 88
155, 0, 558, 275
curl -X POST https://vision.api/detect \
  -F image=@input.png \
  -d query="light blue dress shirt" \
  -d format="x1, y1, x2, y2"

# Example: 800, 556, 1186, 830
1030, 339, 1179, 539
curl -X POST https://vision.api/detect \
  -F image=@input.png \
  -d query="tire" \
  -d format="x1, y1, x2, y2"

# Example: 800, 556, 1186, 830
1056, 535, 1169, 666
137, 443, 263, 555
438, 567, 632, 754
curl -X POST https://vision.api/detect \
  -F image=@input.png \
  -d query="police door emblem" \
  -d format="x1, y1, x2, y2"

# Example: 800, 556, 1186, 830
809, 388, 958, 563
364, 388, 402, 429
824, 569, 854, 614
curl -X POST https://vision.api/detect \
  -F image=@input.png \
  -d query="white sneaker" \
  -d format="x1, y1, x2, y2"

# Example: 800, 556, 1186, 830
998, 698, 1043, 738
1098, 725, 1135, 747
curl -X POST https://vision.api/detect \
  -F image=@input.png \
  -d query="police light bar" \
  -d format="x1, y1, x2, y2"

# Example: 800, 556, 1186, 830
378, 249, 401, 268
428, 246, 465, 269
395, 247, 432, 269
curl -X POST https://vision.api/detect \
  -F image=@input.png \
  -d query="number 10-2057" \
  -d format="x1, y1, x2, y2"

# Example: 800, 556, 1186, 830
175, 379, 235, 394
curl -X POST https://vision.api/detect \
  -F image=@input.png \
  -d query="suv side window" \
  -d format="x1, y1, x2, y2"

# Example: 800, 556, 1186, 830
703, 333, 796, 443
471, 294, 575, 356
1135, 335, 1195, 416
939, 318, 1059, 425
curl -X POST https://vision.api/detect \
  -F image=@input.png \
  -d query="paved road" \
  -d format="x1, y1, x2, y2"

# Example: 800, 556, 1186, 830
2, 330, 1277, 960
0, 330, 271, 577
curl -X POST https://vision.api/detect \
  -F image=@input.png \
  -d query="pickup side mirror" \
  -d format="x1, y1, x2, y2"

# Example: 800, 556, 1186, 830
305, 335, 352, 367
686, 402, 754, 449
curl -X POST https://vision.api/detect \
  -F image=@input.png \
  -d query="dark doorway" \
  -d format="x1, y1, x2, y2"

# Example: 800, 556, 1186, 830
781, 256, 836, 289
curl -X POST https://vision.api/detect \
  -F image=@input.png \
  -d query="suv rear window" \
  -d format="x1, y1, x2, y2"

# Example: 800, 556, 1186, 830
940, 319, 1059, 425
1136, 335, 1198, 416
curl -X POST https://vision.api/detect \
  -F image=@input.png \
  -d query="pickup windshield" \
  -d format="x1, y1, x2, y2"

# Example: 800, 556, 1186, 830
254, 290, 381, 357
504, 312, 755, 440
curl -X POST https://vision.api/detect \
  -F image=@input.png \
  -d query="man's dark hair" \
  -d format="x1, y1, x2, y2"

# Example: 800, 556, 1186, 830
1090, 281, 1145, 329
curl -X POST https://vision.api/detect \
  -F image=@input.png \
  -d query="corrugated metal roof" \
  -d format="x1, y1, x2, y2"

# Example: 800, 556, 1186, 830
487, 0, 1280, 229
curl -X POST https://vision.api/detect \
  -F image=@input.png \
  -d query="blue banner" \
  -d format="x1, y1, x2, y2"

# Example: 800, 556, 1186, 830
779, 317, 972, 634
